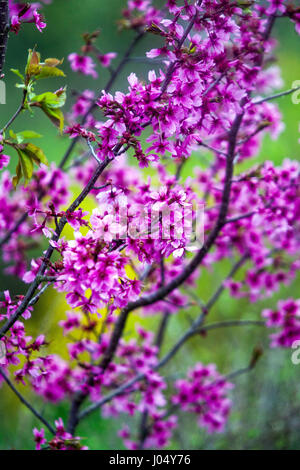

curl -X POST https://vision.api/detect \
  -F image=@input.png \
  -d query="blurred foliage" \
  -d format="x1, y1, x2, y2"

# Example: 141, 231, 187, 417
0, 0, 300, 450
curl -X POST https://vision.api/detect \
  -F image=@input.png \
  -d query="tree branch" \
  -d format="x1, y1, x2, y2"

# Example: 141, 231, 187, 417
0, 156, 112, 340
197, 319, 265, 333
77, 252, 251, 422
0, 88, 27, 133
97, 108, 245, 376
0, 0, 9, 77
0, 367, 56, 434
224, 211, 256, 225
253, 86, 300, 105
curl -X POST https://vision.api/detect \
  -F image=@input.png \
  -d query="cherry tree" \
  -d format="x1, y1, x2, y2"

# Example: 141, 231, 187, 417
0, 0, 300, 450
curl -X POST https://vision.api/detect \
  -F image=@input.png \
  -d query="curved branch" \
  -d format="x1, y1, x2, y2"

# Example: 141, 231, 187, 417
197, 319, 265, 333
77, 252, 252, 422
0, 368, 55, 434
0, 89, 27, 133
253, 86, 300, 105
98, 110, 245, 374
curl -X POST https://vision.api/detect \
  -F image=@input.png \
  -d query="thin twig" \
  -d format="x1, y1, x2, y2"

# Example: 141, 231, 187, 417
198, 141, 227, 156
0, 0, 9, 77
224, 211, 256, 225
253, 86, 300, 105
0, 368, 55, 434
1, 89, 27, 133
159, 0, 203, 97
196, 319, 265, 334
28, 282, 51, 307
87, 139, 101, 165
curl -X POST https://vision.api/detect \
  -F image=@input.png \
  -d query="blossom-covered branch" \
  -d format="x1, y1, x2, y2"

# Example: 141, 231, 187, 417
1, 0, 300, 451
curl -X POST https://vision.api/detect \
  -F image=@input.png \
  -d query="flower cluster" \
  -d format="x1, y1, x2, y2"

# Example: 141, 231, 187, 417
9, 0, 49, 34
262, 298, 300, 348
54, 234, 140, 314
0, 143, 10, 170
173, 363, 233, 433
0, 290, 52, 387
33, 418, 87, 450
209, 159, 300, 302
0, 164, 69, 277
68, 54, 98, 79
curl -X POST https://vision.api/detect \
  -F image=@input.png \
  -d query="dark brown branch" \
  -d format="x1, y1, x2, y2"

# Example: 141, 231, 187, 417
0, 367, 56, 434
98, 109, 245, 375
77, 252, 250, 422
253, 86, 300, 105
67, 98, 246, 435
0, 0, 9, 77
224, 211, 256, 225
0, 88, 27, 133
197, 319, 265, 333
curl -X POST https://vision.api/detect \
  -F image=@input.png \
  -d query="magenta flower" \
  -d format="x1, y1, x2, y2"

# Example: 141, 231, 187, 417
263, 299, 300, 348
0, 153, 10, 170
98, 52, 117, 68
10, 15, 21, 34
33, 10, 46, 32
68, 53, 98, 78
2, 0, 300, 453
33, 428, 46, 450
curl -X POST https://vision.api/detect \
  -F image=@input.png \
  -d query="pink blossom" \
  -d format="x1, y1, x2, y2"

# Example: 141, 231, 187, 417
33, 10, 46, 32
33, 428, 46, 450
98, 52, 117, 68
68, 53, 98, 78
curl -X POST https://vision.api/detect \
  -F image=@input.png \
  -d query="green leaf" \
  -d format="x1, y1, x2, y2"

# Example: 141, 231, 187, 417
10, 68, 25, 81
17, 149, 34, 182
27, 64, 65, 80
31, 89, 66, 108
35, 65, 65, 80
9, 129, 18, 141
26, 50, 41, 76
29, 89, 66, 132
8, 130, 41, 145
11, 140, 48, 187
41, 106, 64, 132
25, 49, 65, 81
44, 58, 64, 67
22, 143, 48, 165
17, 130, 42, 140
15, 83, 26, 89
12, 161, 22, 189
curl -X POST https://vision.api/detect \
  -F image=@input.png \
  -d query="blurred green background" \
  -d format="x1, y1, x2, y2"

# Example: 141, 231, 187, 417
0, 0, 300, 450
